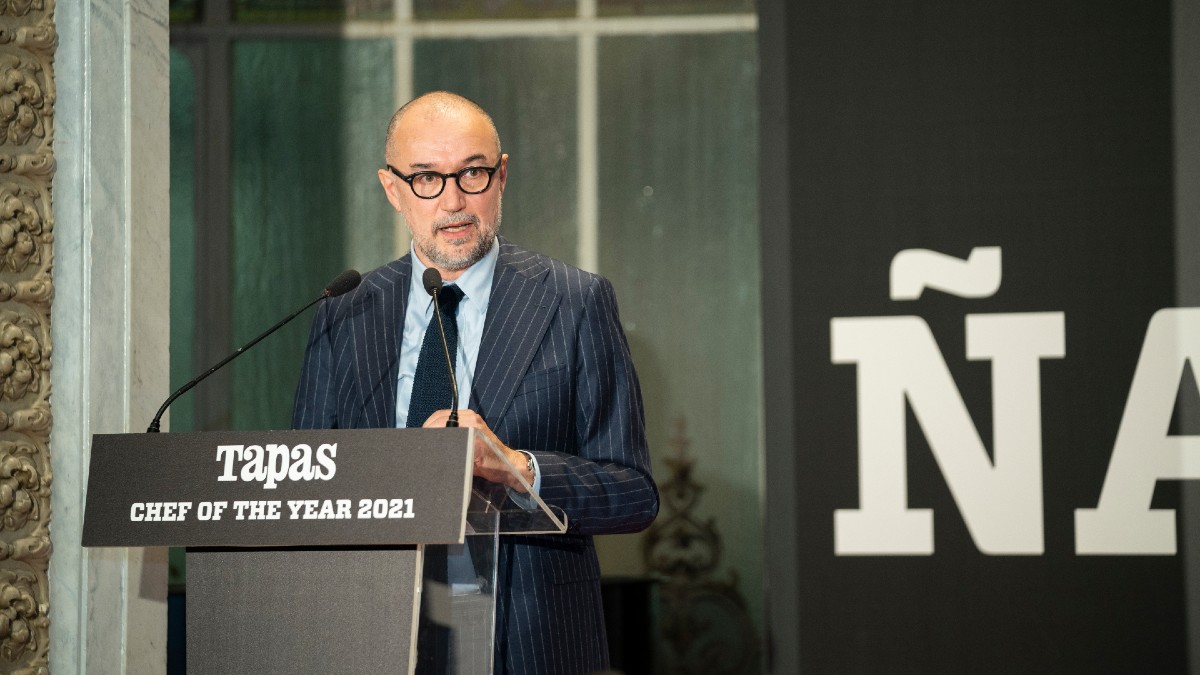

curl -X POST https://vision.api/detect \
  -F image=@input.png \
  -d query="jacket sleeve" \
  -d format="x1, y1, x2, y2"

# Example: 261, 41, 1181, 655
529, 275, 659, 535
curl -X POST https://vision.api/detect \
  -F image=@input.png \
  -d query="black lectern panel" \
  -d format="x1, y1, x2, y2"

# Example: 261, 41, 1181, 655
187, 549, 419, 674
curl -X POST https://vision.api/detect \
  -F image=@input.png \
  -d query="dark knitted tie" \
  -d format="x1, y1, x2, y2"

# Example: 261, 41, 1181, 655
406, 284, 464, 427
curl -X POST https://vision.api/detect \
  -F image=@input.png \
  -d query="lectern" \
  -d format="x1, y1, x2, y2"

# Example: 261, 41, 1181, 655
82, 427, 566, 674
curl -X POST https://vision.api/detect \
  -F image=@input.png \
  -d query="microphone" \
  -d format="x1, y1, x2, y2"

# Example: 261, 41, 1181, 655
422, 267, 460, 428
325, 269, 362, 297
422, 267, 442, 296
146, 269, 362, 433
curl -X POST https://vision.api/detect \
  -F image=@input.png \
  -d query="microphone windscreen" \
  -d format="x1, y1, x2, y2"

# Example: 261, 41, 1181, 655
325, 269, 362, 297
422, 267, 442, 296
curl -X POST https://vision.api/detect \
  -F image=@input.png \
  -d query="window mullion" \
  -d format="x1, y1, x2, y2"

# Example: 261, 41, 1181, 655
392, 0, 414, 258
577, 25, 598, 273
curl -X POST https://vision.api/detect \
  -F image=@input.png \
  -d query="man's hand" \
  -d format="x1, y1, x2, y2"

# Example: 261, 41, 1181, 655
421, 409, 533, 492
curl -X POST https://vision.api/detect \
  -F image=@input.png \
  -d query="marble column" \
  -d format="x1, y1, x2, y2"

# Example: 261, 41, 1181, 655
50, 0, 170, 672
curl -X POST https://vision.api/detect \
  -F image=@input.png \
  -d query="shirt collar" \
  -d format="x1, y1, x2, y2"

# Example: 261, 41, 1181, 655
409, 236, 499, 315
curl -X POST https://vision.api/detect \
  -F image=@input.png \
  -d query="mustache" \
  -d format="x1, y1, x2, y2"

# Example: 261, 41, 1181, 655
432, 212, 480, 230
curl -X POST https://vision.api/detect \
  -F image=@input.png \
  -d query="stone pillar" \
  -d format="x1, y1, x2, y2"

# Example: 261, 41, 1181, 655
49, 0, 170, 671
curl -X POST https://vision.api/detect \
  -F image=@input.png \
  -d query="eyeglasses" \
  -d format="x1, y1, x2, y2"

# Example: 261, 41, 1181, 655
386, 159, 502, 199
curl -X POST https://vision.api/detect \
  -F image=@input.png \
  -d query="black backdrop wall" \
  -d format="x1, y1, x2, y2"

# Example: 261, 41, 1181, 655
760, 1, 1199, 672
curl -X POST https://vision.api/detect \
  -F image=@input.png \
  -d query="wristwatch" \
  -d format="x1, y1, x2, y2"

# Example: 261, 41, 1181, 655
520, 450, 534, 475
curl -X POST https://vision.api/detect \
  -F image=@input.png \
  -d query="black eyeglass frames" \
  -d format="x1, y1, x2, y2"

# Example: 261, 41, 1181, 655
386, 159, 502, 199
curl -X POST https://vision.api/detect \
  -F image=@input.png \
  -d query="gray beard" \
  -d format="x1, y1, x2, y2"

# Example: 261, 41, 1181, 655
415, 204, 502, 272
422, 229, 494, 271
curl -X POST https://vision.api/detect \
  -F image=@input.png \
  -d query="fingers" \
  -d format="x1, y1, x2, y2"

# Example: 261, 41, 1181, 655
420, 408, 487, 429
419, 410, 448, 427
416, 410, 513, 485
419, 410, 502, 451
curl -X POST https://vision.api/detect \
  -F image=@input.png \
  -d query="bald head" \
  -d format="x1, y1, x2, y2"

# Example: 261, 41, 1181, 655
384, 91, 501, 163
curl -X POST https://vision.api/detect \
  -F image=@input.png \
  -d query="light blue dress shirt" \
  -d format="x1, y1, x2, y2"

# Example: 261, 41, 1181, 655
395, 238, 541, 498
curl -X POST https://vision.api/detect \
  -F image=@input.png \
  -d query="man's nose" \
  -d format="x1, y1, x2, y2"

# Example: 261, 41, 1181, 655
437, 176, 467, 211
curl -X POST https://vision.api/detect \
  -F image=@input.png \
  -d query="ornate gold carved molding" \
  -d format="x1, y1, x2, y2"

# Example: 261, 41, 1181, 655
0, 0, 53, 671
644, 417, 760, 674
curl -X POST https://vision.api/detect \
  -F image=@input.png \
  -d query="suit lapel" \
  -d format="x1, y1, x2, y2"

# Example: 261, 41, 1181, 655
472, 241, 560, 423
353, 257, 411, 428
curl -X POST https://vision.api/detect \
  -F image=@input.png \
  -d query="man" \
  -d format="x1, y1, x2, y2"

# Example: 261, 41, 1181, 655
292, 91, 659, 674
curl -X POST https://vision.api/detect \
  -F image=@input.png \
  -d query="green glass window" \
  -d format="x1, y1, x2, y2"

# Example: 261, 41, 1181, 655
235, 0, 392, 23
230, 39, 396, 430
170, 47, 198, 434
596, 30, 763, 653
414, 0, 576, 20
169, 0, 201, 23
598, 0, 755, 16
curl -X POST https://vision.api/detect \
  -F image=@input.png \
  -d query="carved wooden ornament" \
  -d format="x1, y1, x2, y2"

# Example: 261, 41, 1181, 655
0, 0, 54, 671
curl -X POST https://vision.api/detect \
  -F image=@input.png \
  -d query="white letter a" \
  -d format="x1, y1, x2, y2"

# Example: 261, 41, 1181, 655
1076, 308, 1200, 555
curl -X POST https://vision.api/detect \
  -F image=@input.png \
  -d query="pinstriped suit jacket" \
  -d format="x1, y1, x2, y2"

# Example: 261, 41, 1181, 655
292, 238, 659, 674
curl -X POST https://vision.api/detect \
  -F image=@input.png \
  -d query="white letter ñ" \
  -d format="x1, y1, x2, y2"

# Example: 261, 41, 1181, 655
832, 312, 1064, 555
